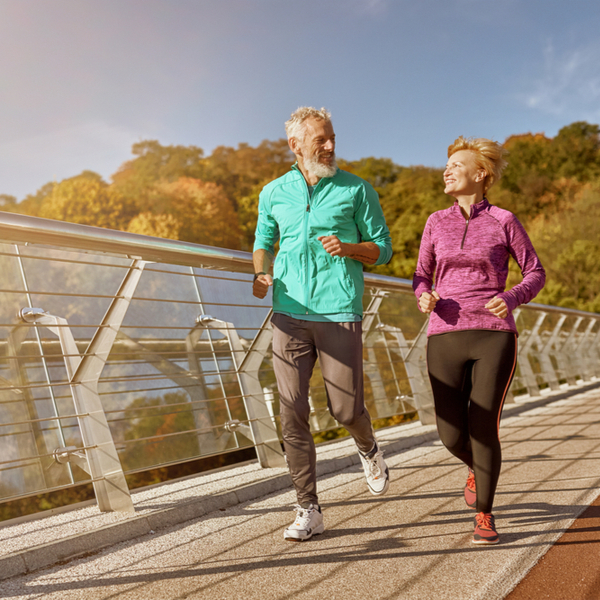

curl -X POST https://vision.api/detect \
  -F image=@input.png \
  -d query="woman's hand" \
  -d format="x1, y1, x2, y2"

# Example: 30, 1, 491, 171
419, 291, 440, 313
485, 296, 508, 319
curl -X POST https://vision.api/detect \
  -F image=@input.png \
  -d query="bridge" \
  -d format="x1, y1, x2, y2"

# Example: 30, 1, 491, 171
0, 212, 599, 599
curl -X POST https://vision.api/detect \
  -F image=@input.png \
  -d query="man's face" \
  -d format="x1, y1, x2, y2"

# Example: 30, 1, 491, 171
295, 117, 337, 178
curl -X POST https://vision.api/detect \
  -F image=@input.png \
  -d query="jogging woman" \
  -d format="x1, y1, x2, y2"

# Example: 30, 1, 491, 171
412, 137, 545, 544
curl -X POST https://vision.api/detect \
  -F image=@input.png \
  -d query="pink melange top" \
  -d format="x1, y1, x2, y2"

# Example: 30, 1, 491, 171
412, 198, 546, 337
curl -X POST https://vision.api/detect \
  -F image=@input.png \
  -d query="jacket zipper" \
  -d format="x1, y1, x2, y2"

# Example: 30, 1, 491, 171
460, 219, 469, 249
303, 182, 313, 314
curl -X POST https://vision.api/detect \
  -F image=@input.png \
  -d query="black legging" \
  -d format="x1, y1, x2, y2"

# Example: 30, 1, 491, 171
426, 330, 517, 513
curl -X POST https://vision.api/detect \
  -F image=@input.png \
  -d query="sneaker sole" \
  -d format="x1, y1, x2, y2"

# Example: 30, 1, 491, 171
367, 467, 390, 496
284, 523, 325, 542
472, 536, 499, 545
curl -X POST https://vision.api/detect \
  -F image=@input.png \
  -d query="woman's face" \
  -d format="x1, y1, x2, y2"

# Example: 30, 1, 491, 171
443, 150, 485, 197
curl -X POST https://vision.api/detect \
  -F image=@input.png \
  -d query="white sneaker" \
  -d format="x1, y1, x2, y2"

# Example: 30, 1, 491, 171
283, 504, 324, 541
359, 444, 390, 495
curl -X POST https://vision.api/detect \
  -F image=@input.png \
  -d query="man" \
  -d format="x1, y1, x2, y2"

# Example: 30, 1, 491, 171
252, 107, 393, 541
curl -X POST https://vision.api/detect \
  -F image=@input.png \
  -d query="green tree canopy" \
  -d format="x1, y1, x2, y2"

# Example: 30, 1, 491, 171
375, 166, 447, 279
112, 140, 205, 201
198, 139, 293, 210
37, 174, 137, 230
128, 177, 241, 249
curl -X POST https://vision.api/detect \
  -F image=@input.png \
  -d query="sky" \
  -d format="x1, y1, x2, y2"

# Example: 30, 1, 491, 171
1, 0, 600, 200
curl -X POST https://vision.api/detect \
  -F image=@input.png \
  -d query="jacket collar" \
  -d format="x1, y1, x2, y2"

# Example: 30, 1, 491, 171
453, 197, 489, 218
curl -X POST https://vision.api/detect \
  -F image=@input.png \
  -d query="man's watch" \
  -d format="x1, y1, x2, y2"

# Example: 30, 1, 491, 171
253, 271, 267, 282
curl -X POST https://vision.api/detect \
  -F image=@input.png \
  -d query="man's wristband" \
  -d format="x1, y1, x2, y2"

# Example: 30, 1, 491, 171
253, 272, 267, 282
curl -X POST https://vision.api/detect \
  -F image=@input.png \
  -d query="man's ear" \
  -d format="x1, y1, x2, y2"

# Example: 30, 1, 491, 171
288, 137, 300, 156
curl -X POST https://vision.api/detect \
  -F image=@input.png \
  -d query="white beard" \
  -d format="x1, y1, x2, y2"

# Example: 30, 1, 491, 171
304, 153, 337, 179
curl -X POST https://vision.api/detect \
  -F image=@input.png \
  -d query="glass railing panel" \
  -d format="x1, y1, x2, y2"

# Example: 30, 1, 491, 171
0, 213, 598, 509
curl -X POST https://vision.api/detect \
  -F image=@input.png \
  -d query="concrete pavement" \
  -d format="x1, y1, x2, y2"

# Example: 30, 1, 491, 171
1, 381, 600, 600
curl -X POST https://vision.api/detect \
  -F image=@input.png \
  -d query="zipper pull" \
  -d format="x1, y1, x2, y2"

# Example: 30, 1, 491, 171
306, 204, 310, 212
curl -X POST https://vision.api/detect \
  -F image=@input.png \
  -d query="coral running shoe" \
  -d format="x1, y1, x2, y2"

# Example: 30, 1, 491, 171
284, 504, 324, 542
464, 468, 477, 510
473, 512, 499, 545
359, 444, 390, 495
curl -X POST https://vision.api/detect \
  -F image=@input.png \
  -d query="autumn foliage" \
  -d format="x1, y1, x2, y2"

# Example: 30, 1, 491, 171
4, 121, 600, 312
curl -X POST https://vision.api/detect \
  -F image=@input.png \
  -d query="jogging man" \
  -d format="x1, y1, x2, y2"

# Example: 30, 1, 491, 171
252, 106, 393, 541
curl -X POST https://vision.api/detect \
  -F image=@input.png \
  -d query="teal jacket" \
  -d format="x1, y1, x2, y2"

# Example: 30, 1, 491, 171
253, 165, 392, 316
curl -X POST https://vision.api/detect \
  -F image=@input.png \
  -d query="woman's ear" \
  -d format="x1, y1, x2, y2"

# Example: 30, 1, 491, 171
476, 169, 487, 183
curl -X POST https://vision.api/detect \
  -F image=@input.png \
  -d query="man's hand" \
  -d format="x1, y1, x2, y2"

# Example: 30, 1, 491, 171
317, 235, 380, 264
253, 274, 273, 299
318, 235, 348, 258
419, 291, 440, 313
485, 296, 508, 319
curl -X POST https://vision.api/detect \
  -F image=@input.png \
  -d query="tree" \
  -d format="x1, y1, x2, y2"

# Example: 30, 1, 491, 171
132, 177, 242, 249
519, 182, 600, 312
127, 212, 182, 240
37, 174, 137, 230
198, 139, 293, 210
550, 121, 600, 181
0, 195, 17, 211
337, 157, 402, 191
15, 182, 57, 217
112, 140, 205, 202
375, 166, 447, 279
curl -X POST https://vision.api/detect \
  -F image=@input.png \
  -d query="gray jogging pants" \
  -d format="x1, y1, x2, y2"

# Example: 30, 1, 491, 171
271, 312, 376, 506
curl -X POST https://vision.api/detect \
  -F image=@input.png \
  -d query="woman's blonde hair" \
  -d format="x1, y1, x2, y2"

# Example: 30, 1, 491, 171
447, 136, 508, 193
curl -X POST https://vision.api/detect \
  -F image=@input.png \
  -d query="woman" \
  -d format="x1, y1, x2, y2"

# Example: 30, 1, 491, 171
413, 137, 545, 544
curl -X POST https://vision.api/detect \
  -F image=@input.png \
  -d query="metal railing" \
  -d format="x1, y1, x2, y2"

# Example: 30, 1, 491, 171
0, 212, 598, 513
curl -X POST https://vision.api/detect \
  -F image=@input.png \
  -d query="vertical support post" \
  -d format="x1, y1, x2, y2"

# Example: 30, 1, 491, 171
202, 311, 286, 468
561, 317, 584, 385
517, 313, 542, 397
20, 259, 147, 512
588, 325, 600, 378
362, 290, 392, 419
533, 312, 560, 391
574, 318, 597, 381
401, 318, 436, 425
541, 314, 568, 386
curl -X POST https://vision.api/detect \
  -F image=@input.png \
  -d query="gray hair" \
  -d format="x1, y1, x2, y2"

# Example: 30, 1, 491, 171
285, 106, 332, 141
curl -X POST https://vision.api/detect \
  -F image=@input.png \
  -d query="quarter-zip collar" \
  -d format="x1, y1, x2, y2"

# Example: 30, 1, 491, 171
455, 198, 489, 250
454, 197, 489, 219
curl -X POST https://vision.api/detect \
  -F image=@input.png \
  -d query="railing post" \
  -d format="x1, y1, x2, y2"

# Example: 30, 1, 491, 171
588, 326, 600, 378
362, 291, 393, 419
397, 318, 436, 425
18, 259, 147, 513
561, 317, 584, 385
540, 314, 568, 386
513, 309, 541, 397
574, 318, 598, 381
200, 311, 286, 468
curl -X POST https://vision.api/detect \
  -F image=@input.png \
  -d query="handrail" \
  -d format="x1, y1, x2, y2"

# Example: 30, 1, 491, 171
2, 211, 598, 317
0, 211, 253, 272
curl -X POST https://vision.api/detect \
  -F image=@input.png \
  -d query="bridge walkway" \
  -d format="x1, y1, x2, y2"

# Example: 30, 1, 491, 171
1, 382, 600, 600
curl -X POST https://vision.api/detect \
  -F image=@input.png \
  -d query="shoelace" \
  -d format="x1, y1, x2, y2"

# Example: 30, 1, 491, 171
466, 470, 476, 491
363, 450, 384, 478
475, 512, 495, 531
292, 504, 317, 527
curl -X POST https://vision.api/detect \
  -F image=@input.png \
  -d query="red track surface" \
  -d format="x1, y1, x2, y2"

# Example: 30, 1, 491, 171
506, 494, 600, 600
